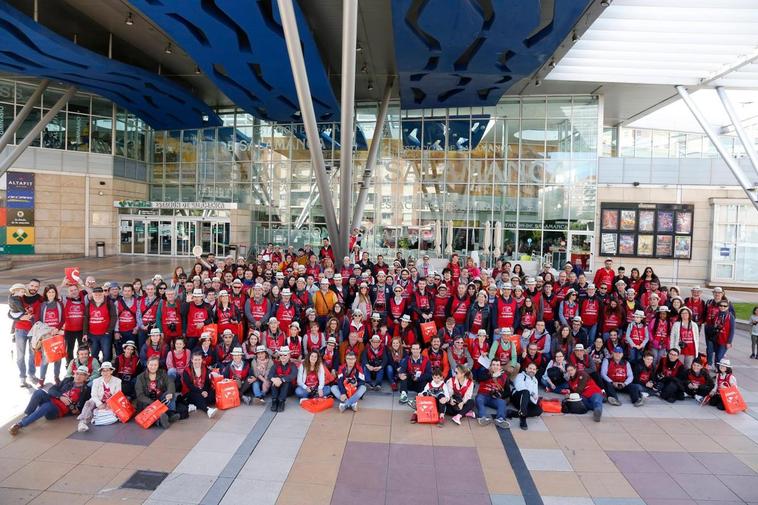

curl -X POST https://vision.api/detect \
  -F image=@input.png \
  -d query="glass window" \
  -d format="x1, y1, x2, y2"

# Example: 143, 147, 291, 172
92, 97, 112, 117
16, 107, 41, 147
67, 113, 89, 151
522, 97, 546, 118
633, 129, 652, 157
518, 185, 542, 226
519, 119, 546, 159
0, 80, 14, 103
547, 97, 572, 120
572, 119, 598, 159
164, 163, 179, 184
652, 131, 669, 157
0, 102, 13, 139
686, 134, 703, 158
41, 111, 65, 150
67, 93, 90, 115
517, 229, 542, 258
91, 117, 112, 154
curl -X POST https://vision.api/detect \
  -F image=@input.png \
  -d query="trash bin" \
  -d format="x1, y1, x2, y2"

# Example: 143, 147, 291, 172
96, 241, 105, 258
228, 245, 238, 258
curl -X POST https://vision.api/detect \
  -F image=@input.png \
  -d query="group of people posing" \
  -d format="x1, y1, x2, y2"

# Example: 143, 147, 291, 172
6, 240, 745, 435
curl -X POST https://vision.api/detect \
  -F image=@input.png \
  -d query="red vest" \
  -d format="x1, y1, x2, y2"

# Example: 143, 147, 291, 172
478, 373, 507, 395
63, 299, 85, 332
389, 298, 406, 319
687, 371, 707, 386
405, 356, 429, 377
607, 359, 628, 382
717, 373, 734, 390
88, 302, 110, 334
451, 378, 472, 398
568, 372, 603, 398
637, 364, 653, 385
602, 311, 621, 333
541, 295, 556, 322
248, 298, 269, 322
581, 299, 600, 325
42, 304, 63, 328
116, 354, 138, 377
426, 348, 445, 370
366, 344, 385, 366
497, 298, 517, 328
287, 337, 302, 360
117, 299, 138, 332
520, 311, 536, 330
139, 297, 160, 325
276, 303, 296, 328
562, 302, 578, 321
171, 350, 189, 372
186, 303, 208, 337
679, 324, 696, 356
161, 302, 182, 338
265, 331, 286, 351
494, 342, 512, 364
628, 324, 646, 346
568, 352, 590, 372
305, 370, 319, 389
228, 362, 250, 380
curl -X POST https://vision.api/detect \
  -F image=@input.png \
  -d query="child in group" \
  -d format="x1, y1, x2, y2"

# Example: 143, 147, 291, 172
411, 367, 449, 426
445, 365, 476, 424
707, 359, 737, 410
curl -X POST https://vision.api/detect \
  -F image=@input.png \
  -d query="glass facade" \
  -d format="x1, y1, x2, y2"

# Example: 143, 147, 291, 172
149, 96, 600, 264
604, 126, 748, 159
710, 201, 758, 284
0, 78, 149, 161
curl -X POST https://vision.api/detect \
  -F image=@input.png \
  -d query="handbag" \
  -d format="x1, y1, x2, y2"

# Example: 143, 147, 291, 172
419, 321, 437, 344
561, 398, 588, 414
539, 398, 563, 414
202, 324, 219, 346
92, 408, 119, 426
42, 334, 67, 363
720, 385, 747, 414
106, 391, 136, 423
135, 400, 169, 429
300, 397, 334, 414
415, 395, 439, 423
215, 379, 241, 410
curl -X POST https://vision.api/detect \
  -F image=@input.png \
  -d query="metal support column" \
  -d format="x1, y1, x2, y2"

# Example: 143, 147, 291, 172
676, 85, 758, 210
0, 86, 76, 177
0, 78, 49, 153
351, 76, 393, 230
277, 0, 340, 247
338, 0, 359, 260
716, 86, 758, 179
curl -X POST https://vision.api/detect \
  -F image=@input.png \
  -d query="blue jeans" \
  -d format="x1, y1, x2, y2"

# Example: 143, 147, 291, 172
19, 390, 61, 427
89, 333, 113, 363
583, 393, 604, 413
39, 352, 62, 384
331, 384, 366, 407
584, 324, 598, 344
15, 329, 35, 379
628, 347, 644, 363
715, 344, 729, 365
541, 375, 567, 391
295, 386, 328, 399
252, 381, 268, 398
386, 364, 399, 384
365, 367, 384, 386
475, 393, 506, 419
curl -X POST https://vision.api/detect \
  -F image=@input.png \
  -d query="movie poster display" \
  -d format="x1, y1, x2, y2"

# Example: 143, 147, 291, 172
599, 203, 693, 259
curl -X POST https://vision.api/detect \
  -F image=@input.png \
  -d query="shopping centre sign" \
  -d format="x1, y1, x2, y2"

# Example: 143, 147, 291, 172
113, 200, 238, 210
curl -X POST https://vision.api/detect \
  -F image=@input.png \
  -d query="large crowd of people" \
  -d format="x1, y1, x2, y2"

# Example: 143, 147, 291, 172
6, 239, 748, 435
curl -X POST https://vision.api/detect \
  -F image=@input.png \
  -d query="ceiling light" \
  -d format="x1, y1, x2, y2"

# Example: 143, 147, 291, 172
194, 65, 201, 75
125, 12, 134, 26
164, 43, 173, 54
549, 59, 557, 68
571, 31, 579, 42
601, 0, 610, 6
367, 81, 374, 91
356, 43, 363, 52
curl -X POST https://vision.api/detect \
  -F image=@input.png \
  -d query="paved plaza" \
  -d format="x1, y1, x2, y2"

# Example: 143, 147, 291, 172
1, 259, 758, 505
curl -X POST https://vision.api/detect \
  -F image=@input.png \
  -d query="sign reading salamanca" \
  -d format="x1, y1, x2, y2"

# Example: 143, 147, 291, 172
113, 200, 238, 210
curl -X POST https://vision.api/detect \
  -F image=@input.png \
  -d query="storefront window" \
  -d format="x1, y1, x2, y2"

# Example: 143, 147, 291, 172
711, 202, 758, 284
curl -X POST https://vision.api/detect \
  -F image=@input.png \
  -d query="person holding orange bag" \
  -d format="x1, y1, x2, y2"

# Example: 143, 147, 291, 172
708, 359, 737, 410
134, 355, 181, 429
77, 361, 121, 432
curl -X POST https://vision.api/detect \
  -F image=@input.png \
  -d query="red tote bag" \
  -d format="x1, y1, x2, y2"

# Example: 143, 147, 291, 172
416, 395, 439, 424
419, 321, 437, 344
720, 385, 747, 414
301, 397, 334, 414
42, 334, 67, 363
106, 391, 136, 423
215, 379, 241, 410
539, 398, 563, 414
135, 400, 168, 429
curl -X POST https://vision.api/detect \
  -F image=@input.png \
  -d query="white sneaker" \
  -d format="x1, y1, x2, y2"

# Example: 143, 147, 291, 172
339, 403, 346, 413
207, 407, 217, 419
77, 421, 89, 433
188, 404, 197, 413
399, 392, 408, 404
695, 394, 704, 403
641, 391, 650, 398
350, 403, 358, 412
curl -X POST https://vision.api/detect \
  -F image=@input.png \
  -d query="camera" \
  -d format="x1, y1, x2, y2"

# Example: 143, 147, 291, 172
451, 392, 463, 404
168, 323, 177, 332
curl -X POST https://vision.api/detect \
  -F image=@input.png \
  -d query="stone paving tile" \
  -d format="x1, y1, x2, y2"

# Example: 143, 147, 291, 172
0, 457, 32, 482
238, 455, 294, 482
219, 478, 282, 505
520, 448, 573, 471
562, 449, 618, 473
692, 451, 757, 475
438, 492, 492, 505
649, 451, 710, 474
27, 490, 91, 505
125, 446, 189, 473
67, 422, 162, 446
173, 450, 233, 477
531, 470, 589, 497
591, 499, 646, 505
540, 496, 595, 505
1, 460, 76, 490
576, 472, 639, 499
717, 474, 758, 502
671, 472, 741, 502
274, 481, 333, 505
489, 495, 526, 505
330, 484, 384, 505
48, 464, 122, 495
607, 451, 665, 474
37, 439, 104, 465
0, 487, 40, 504
80, 443, 144, 468
624, 472, 689, 500
386, 462, 437, 491
148, 473, 215, 504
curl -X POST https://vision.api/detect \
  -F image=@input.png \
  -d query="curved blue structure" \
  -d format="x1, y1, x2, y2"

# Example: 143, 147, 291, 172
392, 0, 589, 108
0, 2, 220, 130
129, 0, 339, 123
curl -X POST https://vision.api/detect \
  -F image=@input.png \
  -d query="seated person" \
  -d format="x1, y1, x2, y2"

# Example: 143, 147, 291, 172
680, 359, 713, 402
565, 362, 603, 422
9, 366, 91, 435
222, 347, 255, 404
361, 335, 388, 390
510, 362, 543, 430
543, 350, 569, 393
115, 340, 141, 398
296, 350, 328, 401
135, 355, 182, 429
489, 328, 520, 378
411, 367, 449, 426
398, 343, 431, 405
519, 343, 547, 384
250, 345, 273, 404
181, 351, 217, 418
423, 335, 451, 379
268, 346, 297, 412
446, 365, 476, 424
166, 337, 191, 390
632, 352, 656, 396
655, 347, 685, 403
475, 359, 511, 429
139, 328, 168, 368
332, 351, 367, 412
447, 335, 473, 373
708, 359, 736, 410
601, 346, 644, 407
66, 346, 101, 384
77, 361, 121, 432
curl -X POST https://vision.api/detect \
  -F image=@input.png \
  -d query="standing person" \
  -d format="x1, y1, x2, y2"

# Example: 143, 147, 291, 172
156, 289, 183, 346
11, 280, 42, 388
114, 284, 139, 357
134, 355, 181, 429
593, 258, 615, 291
313, 279, 338, 330
624, 310, 649, 363
181, 289, 214, 350
446, 365, 475, 425
83, 287, 117, 363
475, 359, 510, 428
510, 362, 543, 430
9, 366, 91, 435
710, 300, 735, 366
601, 347, 643, 407
565, 362, 603, 421
333, 351, 367, 412
37, 284, 65, 386
648, 307, 672, 365
62, 284, 86, 367
670, 307, 699, 368
750, 307, 758, 360
76, 361, 121, 432
268, 346, 297, 412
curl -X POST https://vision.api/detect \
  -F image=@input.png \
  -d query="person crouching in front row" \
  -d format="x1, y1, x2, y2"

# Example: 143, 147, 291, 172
9, 366, 91, 435
398, 343, 431, 405
222, 347, 254, 404
296, 350, 328, 402
475, 359, 511, 429
566, 362, 603, 422
333, 351, 367, 412
268, 346, 297, 412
